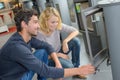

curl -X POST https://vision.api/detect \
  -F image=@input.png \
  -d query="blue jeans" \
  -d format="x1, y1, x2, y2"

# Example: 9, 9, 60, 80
49, 57, 74, 68
21, 49, 48, 80
49, 37, 80, 68
67, 37, 80, 67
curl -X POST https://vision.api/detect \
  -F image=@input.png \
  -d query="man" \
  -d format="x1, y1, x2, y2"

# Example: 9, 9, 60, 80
0, 9, 95, 80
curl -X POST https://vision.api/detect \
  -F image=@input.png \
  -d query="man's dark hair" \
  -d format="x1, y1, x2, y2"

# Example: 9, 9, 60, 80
14, 9, 38, 32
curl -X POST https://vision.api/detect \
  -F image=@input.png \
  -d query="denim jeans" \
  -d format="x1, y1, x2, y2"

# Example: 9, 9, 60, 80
49, 57, 74, 68
21, 49, 48, 80
67, 37, 80, 67
49, 37, 80, 68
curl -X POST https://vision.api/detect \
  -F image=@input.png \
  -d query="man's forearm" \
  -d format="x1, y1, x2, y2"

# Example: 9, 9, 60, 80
64, 64, 95, 77
64, 68, 79, 77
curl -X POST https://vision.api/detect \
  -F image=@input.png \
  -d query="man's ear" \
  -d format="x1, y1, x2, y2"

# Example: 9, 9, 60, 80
21, 21, 27, 29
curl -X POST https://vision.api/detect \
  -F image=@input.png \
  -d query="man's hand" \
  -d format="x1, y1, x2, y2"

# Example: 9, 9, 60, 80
64, 64, 95, 78
78, 64, 95, 76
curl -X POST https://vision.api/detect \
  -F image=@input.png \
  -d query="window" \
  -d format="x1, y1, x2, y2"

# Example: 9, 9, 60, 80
0, 2, 5, 10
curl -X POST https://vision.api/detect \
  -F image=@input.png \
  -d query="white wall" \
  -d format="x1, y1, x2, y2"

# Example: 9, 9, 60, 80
53, 0, 79, 29
90, 0, 101, 6
37, 0, 46, 12
52, 0, 71, 25
23, 1, 33, 9
36, 0, 79, 29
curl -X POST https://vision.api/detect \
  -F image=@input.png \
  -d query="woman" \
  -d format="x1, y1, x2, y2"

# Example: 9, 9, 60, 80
36, 7, 80, 68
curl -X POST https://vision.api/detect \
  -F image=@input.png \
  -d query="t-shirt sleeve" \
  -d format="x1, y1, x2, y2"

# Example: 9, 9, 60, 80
60, 23, 77, 34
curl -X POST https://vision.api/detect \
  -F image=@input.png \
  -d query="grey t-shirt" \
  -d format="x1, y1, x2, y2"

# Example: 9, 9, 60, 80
36, 23, 77, 52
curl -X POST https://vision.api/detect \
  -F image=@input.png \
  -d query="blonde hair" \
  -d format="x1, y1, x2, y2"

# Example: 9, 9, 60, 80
39, 7, 62, 33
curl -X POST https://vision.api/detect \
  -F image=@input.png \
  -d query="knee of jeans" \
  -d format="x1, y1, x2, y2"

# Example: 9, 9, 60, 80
72, 38, 80, 47
34, 49, 48, 57
48, 59, 55, 67
64, 63, 74, 68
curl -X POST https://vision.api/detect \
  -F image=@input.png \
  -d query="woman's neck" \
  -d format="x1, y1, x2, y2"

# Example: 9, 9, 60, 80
41, 30, 53, 36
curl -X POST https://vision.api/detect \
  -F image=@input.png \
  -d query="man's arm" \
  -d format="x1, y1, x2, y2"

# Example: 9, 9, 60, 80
11, 44, 95, 78
64, 64, 95, 77
10, 44, 64, 78
31, 37, 55, 55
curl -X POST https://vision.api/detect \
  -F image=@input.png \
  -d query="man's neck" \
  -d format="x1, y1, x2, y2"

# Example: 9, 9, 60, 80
19, 32, 31, 43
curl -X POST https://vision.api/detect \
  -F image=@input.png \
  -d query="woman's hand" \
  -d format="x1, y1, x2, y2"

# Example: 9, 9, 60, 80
62, 40, 69, 53
49, 52, 62, 69
55, 61, 62, 68
57, 53, 69, 59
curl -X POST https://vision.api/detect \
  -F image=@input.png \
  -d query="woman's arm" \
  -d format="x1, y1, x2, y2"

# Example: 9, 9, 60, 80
63, 30, 79, 43
62, 30, 79, 53
50, 52, 62, 68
